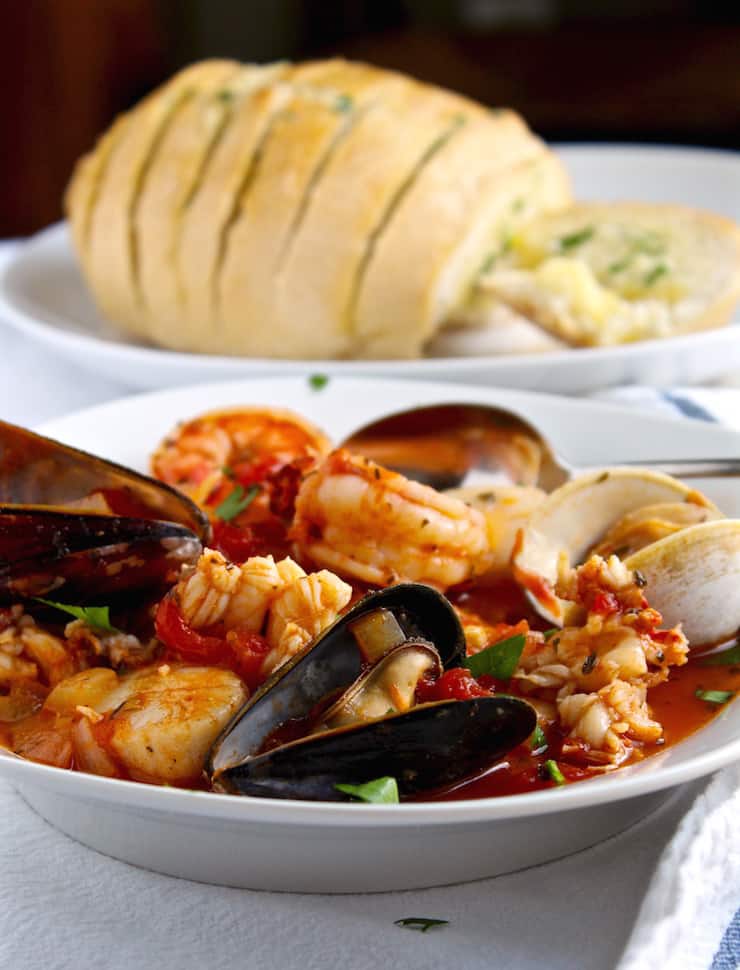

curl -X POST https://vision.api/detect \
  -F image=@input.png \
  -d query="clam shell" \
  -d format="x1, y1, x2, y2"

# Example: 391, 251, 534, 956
625, 520, 740, 646
512, 468, 719, 624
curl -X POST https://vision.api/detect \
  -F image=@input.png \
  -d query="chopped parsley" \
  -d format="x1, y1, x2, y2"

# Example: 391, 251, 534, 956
530, 724, 548, 754
544, 759, 566, 785
214, 484, 260, 522
558, 225, 595, 252
695, 689, 735, 706
700, 643, 740, 666
607, 256, 632, 275
335, 776, 399, 803
308, 373, 329, 391
35, 599, 118, 633
644, 263, 668, 286
394, 918, 449, 933
334, 93, 353, 113
463, 633, 526, 680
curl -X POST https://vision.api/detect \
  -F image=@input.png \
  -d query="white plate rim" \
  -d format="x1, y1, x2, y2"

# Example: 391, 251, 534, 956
1, 373, 739, 827
1, 143, 739, 383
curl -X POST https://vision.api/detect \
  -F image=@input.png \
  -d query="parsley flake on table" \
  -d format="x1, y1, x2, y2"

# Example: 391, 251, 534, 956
463, 633, 526, 680
214, 484, 260, 522
35, 598, 118, 633
334, 776, 399, 803
394, 918, 449, 933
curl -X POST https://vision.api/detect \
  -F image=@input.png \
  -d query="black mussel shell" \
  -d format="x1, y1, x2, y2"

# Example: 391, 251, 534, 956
215, 697, 537, 801
208, 584, 465, 777
0, 508, 201, 602
0, 420, 210, 542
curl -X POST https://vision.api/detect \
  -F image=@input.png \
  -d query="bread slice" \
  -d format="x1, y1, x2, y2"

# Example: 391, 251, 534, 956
134, 64, 275, 347
174, 61, 360, 353
216, 61, 402, 358
353, 122, 571, 358
258, 78, 489, 360
65, 113, 132, 269
478, 202, 740, 345
82, 60, 240, 339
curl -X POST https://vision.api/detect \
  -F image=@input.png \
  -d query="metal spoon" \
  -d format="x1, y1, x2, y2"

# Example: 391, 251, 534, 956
341, 403, 740, 492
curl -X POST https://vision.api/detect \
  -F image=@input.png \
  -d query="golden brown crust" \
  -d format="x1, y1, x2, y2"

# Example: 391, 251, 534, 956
82, 60, 240, 339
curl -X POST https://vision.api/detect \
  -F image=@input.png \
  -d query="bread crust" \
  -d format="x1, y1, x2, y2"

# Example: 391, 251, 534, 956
83, 60, 240, 339
217, 62, 398, 358
354, 120, 571, 358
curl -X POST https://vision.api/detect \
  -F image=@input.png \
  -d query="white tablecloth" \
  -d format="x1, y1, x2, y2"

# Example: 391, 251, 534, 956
0, 242, 738, 970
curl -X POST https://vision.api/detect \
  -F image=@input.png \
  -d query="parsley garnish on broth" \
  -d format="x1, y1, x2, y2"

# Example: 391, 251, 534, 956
214, 484, 260, 522
335, 776, 399, 803
463, 633, 526, 679
544, 759, 566, 785
695, 689, 735, 706
35, 599, 118, 633
530, 724, 548, 754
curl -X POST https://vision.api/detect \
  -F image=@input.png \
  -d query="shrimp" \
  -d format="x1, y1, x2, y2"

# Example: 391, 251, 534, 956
176, 550, 286, 631
263, 570, 352, 676
171, 549, 351, 676
292, 449, 491, 590
151, 407, 332, 505
444, 484, 546, 575
45, 664, 247, 784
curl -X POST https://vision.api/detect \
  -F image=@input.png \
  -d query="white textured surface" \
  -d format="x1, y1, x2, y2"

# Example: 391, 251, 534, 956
619, 765, 740, 970
0, 240, 738, 968
0, 776, 711, 970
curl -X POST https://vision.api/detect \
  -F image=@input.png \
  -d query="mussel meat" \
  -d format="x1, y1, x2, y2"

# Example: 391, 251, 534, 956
209, 584, 536, 801
0, 420, 209, 603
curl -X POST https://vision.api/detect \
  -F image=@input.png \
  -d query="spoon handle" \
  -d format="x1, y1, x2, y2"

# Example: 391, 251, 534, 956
583, 459, 740, 479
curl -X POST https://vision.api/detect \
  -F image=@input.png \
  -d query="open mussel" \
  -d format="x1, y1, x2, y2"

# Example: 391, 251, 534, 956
0, 420, 209, 603
209, 584, 536, 801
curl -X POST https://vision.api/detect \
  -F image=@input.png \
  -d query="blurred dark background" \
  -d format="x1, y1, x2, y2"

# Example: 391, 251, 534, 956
2, 0, 739, 236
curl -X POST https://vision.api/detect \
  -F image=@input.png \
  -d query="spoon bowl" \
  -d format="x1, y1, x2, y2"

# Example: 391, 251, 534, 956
342, 403, 740, 492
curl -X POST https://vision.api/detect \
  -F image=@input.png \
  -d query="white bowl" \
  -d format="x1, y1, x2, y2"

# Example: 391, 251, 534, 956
2, 376, 739, 892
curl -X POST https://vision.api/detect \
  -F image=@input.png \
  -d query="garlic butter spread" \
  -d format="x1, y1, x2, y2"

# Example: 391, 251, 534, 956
478, 203, 739, 345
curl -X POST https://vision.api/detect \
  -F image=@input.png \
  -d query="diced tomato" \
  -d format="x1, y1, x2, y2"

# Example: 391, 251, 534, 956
155, 596, 226, 664
225, 630, 272, 690
231, 454, 282, 488
267, 457, 313, 521
155, 596, 271, 692
210, 517, 289, 562
591, 591, 620, 615
416, 667, 493, 703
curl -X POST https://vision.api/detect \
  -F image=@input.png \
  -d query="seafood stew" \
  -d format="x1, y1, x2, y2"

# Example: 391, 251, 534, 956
0, 406, 738, 803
